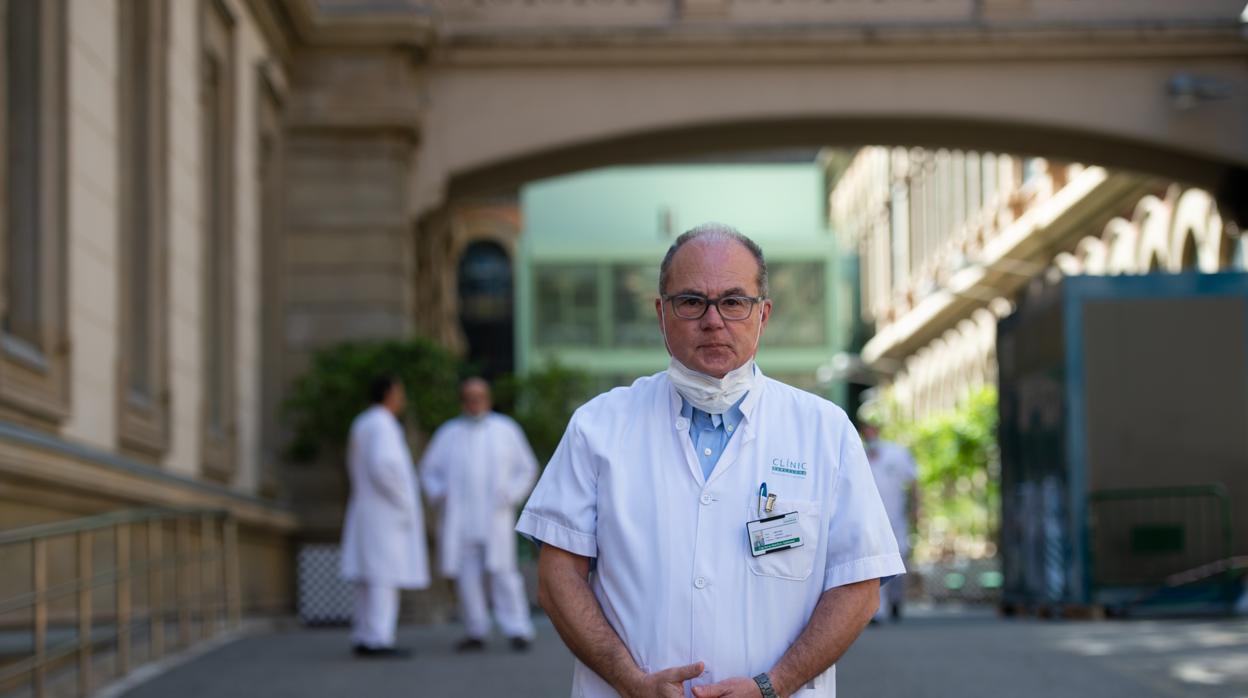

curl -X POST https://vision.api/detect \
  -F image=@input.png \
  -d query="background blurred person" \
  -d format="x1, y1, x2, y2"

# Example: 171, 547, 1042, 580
421, 378, 540, 652
340, 375, 430, 658
861, 411, 919, 622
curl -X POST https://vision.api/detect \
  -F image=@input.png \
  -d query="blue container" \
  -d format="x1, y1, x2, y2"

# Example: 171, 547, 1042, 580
997, 273, 1248, 615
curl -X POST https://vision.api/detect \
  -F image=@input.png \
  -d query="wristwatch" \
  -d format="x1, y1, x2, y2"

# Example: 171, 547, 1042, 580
752, 672, 779, 698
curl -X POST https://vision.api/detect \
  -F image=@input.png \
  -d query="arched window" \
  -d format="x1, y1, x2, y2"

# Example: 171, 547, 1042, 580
458, 240, 514, 377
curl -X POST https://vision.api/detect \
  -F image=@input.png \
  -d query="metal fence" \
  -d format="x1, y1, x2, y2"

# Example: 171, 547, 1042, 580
0, 508, 240, 697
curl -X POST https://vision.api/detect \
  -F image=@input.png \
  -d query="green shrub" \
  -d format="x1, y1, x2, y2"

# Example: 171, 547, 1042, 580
283, 339, 464, 463
494, 360, 592, 465
884, 386, 1000, 562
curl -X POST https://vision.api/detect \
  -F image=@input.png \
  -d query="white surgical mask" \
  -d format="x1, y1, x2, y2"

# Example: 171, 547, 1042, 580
667, 356, 756, 414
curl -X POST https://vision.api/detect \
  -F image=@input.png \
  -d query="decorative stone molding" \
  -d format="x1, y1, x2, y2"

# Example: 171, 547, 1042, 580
886, 185, 1242, 421
1053, 186, 1239, 277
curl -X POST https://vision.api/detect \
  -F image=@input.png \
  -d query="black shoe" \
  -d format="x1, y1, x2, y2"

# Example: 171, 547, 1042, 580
353, 645, 413, 659
454, 637, 486, 653
509, 636, 532, 652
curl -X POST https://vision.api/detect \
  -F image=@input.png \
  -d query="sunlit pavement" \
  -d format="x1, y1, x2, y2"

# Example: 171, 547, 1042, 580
840, 605, 1248, 698
117, 607, 1248, 697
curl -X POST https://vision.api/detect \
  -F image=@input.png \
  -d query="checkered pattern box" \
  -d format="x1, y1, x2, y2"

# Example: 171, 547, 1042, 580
297, 544, 353, 625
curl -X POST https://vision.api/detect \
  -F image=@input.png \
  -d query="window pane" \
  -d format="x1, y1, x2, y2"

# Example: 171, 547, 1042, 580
612, 264, 661, 348
457, 241, 514, 376
535, 265, 599, 347
126, 0, 153, 399
5, 0, 42, 347
458, 242, 512, 324
203, 54, 224, 432
761, 262, 826, 348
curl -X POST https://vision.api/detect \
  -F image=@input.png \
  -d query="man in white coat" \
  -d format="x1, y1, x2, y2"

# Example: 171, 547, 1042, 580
420, 377, 539, 652
518, 223, 903, 698
861, 416, 919, 622
340, 375, 430, 658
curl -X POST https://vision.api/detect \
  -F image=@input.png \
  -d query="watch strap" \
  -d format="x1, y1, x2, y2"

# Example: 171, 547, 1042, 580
753, 672, 779, 698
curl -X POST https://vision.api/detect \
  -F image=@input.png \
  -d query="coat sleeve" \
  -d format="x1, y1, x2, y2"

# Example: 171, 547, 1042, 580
502, 419, 539, 507
418, 424, 451, 505
514, 414, 598, 558
368, 420, 417, 513
821, 423, 907, 591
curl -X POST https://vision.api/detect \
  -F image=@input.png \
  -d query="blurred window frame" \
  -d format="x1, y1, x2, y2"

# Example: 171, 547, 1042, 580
199, 0, 237, 483
117, 0, 172, 459
0, 0, 71, 427
256, 65, 285, 498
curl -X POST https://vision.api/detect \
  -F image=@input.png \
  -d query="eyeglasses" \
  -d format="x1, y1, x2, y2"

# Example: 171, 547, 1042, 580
662, 294, 765, 321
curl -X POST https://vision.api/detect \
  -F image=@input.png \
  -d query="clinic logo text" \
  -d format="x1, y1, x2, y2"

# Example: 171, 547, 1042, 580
771, 458, 807, 477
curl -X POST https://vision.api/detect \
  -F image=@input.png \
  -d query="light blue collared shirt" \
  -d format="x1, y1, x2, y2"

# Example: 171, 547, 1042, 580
680, 394, 747, 480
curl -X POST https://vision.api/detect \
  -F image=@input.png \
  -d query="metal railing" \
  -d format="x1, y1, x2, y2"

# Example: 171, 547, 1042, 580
0, 508, 240, 697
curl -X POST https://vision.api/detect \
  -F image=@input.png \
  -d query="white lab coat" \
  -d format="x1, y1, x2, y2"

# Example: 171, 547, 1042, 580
866, 440, 918, 556
517, 370, 903, 698
340, 405, 431, 589
420, 413, 538, 579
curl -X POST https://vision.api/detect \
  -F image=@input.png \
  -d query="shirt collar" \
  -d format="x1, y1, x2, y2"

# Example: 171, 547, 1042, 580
680, 394, 746, 427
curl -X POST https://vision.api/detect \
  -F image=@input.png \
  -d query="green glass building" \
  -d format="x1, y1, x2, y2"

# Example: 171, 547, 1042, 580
516, 163, 853, 406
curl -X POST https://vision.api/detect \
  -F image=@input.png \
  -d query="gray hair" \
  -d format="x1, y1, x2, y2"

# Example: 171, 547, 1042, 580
658, 222, 769, 297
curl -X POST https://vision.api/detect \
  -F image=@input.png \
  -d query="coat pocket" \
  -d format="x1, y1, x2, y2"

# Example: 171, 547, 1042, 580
746, 499, 821, 582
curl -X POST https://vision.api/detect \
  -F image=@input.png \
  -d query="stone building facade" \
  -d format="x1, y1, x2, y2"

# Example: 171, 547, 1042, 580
2, 0, 1245, 632
833, 146, 1245, 421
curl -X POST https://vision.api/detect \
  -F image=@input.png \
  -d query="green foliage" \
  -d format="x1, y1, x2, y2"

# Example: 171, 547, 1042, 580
884, 386, 1000, 562
283, 340, 593, 471
283, 339, 464, 463
494, 360, 592, 465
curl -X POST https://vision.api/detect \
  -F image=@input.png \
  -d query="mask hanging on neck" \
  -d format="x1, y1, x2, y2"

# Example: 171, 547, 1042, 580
667, 356, 756, 414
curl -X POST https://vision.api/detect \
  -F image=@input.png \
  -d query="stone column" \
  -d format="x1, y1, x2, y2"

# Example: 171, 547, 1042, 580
278, 46, 424, 536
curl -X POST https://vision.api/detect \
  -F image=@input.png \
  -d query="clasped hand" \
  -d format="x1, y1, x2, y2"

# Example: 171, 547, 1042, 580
622, 662, 766, 698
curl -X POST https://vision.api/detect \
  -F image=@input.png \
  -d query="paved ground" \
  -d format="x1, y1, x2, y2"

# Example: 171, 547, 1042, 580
840, 607, 1248, 698
118, 607, 1248, 697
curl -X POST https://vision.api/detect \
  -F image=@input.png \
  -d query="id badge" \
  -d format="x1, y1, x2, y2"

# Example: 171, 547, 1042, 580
746, 511, 804, 557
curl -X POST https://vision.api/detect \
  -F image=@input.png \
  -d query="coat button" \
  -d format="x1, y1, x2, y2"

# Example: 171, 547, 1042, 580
675, 418, 689, 429
699, 493, 712, 505
694, 577, 708, 589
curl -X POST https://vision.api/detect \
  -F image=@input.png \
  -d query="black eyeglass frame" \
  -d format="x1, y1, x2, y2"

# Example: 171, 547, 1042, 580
661, 293, 767, 321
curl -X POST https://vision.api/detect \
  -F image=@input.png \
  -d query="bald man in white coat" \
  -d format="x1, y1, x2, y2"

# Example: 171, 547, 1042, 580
420, 378, 539, 651
340, 376, 430, 658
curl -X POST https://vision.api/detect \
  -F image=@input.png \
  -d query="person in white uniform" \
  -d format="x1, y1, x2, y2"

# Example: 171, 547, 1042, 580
340, 375, 430, 658
517, 223, 904, 698
421, 378, 539, 652
861, 416, 919, 622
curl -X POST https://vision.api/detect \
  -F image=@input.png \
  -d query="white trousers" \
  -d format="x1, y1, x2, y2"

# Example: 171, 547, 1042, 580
457, 543, 535, 640
352, 582, 399, 648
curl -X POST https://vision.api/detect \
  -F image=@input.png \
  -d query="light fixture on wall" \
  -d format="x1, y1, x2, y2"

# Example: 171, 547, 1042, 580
658, 206, 674, 239
1166, 73, 1233, 110
817, 352, 900, 385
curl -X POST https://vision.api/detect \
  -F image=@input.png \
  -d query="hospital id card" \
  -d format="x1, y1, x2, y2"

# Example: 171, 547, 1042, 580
746, 511, 804, 557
